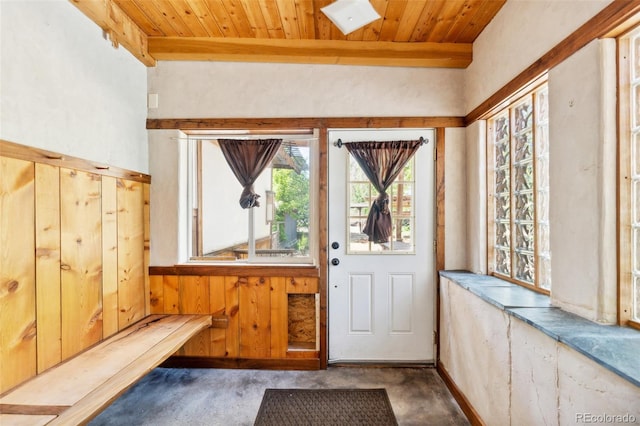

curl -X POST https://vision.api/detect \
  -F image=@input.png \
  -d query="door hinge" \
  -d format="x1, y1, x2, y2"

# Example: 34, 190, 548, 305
433, 330, 438, 344
433, 240, 437, 252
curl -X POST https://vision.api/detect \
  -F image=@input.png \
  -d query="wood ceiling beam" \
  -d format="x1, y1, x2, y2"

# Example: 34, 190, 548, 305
69, 0, 156, 66
147, 37, 472, 68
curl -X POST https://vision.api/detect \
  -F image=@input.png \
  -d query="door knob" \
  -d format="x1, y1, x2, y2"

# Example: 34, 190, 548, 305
331, 258, 340, 266
331, 241, 340, 249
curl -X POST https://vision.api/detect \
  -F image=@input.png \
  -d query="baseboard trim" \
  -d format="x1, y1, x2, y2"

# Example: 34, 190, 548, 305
437, 362, 485, 426
160, 356, 321, 370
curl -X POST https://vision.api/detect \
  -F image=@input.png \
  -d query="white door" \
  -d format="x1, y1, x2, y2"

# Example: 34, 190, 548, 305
328, 129, 435, 362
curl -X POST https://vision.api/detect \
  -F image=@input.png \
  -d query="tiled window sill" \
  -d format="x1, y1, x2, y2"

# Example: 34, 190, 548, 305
439, 270, 640, 388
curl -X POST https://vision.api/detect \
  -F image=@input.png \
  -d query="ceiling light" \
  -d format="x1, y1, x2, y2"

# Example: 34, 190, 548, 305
321, 0, 381, 35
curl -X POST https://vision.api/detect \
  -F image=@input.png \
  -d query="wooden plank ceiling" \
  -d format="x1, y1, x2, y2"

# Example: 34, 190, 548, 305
70, 0, 506, 68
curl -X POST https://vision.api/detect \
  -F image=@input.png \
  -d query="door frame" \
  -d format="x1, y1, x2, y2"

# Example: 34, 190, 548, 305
322, 125, 447, 368
149, 116, 456, 369
326, 128, 436, 362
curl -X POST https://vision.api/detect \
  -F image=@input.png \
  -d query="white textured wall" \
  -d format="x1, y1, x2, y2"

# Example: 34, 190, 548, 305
510, 319, 558, 426
549, 39, 617, 323
439, 278, 511, 424
465, 121, 487, 274
0, 0, 148, 173
465, 0, 612, 114
148, 61, 464, 118
444, 128, 467, 270
440, 277, 640, 426
148, 61, 465, 264
149, 130, 186, 265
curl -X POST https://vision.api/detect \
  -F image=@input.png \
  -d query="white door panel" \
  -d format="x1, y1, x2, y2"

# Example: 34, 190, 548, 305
328, 129, 435, 362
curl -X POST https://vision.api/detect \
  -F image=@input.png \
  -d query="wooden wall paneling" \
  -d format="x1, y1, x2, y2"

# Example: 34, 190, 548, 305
35, 163, 62, 373
149, 275, 165, 314
101, 176, 119, 338
270, 276, 288, 358
60, 168, 103, 360
210, 276, 227, 357
179, 275, 211, 356
116, 179, 146, 329
286, 276, 318, 293
0, 157, 36, 393
225, 276, 240, 358
239, 276, 271, 358
163, 275, 179, 313
143, 183, 151, 316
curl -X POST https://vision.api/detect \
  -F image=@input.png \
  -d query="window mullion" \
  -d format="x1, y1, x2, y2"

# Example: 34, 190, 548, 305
532, 93, 539, 288
510, 107, 516, 281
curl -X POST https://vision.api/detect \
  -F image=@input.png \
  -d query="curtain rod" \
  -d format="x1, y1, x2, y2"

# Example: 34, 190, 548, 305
333, 136, 428, 148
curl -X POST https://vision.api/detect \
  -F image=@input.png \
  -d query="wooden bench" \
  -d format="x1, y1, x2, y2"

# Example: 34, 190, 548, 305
0, 314, 212, 426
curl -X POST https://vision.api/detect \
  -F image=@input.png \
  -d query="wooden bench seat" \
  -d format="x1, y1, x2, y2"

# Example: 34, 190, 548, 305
0, 314, 212, 426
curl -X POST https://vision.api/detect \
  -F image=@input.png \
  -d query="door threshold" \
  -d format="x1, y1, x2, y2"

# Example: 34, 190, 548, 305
328, 360, 434, 368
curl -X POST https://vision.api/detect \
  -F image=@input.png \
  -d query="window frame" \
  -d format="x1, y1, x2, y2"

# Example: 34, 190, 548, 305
486, 76, 551, 293
185, 130, 319, 265
618, 28, 640, 329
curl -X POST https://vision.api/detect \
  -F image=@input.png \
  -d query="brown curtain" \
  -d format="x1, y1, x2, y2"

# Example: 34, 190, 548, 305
345, 140, 422, 244
218, 138, 282, 208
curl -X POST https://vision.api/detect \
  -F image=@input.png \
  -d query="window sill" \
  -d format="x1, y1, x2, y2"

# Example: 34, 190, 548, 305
150, 264, 320, 277
439, 270, 640, 388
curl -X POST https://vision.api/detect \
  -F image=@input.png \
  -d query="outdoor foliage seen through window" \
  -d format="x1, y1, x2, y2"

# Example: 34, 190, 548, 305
191, 137, 315, 263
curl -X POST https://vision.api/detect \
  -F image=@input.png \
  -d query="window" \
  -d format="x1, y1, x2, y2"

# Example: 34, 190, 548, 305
348, 154, 415, 253
187, 130, 318, 264
619, 27, 640, 327
487, 78, 551, 291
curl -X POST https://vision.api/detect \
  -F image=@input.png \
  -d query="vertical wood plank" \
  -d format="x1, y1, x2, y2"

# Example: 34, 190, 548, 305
239, 276, 271, 358
0, 157, 36, 393
35, 163, 61, 373
143, 183, 151, 316
225, 276, 240, 358
179, 275, 211, 356
60, 168, 102, 360
101, 176, 119, 338
149, 275, 165, 314
210, 275, 226, 357
286, 276, 318, 293
318, 126, 328, 369
270, 276, 287, 358
163, 275, 179, 314
117, 179, 145, 329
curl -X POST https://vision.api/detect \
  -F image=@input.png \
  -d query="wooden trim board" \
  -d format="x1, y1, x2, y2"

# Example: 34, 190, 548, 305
437, 363, 485, 426
0, 139, 151, 184
147, 116, 465, 130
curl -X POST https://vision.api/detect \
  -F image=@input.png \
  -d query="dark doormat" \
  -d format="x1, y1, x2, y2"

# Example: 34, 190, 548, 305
254, 388, 398, 426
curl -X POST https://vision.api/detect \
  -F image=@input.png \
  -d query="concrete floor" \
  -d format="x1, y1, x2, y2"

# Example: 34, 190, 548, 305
90, 366, 469, 426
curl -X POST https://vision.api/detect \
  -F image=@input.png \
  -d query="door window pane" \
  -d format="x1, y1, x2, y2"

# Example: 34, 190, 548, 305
348, 156, 415, 254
